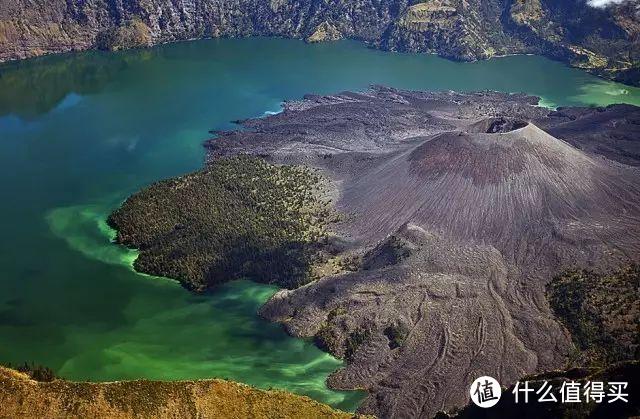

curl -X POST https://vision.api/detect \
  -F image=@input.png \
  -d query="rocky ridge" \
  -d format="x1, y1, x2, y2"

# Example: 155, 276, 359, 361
0, 366, 359, 418
0, 0, 638, 85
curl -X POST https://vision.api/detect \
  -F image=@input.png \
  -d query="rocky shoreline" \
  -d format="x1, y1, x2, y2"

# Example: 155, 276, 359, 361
1, 0, 638, 86
110, 87, 640, 417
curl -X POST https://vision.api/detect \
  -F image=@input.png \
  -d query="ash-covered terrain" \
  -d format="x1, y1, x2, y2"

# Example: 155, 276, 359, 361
207, 87, 640, 417
110, 87, 640, 418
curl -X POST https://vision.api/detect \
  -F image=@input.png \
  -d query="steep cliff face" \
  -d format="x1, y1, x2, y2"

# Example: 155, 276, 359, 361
381, 0, 639, 83
379, 0, 514, 60
0, 0, 638, 84
0, 0, 402, 59
503, 0, 640, 84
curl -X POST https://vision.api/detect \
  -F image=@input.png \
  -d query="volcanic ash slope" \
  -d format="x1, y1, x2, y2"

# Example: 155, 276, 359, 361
209, 88, 640, 418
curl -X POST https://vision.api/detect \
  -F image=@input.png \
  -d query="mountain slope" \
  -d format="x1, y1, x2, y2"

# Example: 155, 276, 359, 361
0, 0, 638, 85
260, 115, 640, 415
210, 88, 640, 417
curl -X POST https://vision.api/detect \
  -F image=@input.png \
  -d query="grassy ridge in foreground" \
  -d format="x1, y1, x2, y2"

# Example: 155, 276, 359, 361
108, 156, 334, 292
0, 366, 360, 418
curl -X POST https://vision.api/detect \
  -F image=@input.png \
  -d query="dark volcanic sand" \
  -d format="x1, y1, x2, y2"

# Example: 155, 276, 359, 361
206, 87, 640, 418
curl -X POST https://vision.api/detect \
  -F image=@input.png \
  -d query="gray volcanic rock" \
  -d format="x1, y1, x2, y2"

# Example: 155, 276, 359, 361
539, 104, 640, 166
207, 87, 640, 418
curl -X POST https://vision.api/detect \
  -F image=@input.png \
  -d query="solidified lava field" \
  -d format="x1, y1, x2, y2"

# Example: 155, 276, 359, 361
209, 87, 640, 417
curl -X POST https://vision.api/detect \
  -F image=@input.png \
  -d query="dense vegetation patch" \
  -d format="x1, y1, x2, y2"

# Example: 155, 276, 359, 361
108, 156, 334, 291
314, 308, 384, 361
315, 325, 374, 362
546, 265, 639, 367
344, 328, 373, 362
96, 19, 152, 51
383, 322, 409, 350
1, 362, 56, 382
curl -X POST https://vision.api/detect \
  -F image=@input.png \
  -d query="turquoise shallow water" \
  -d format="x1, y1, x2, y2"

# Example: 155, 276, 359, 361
0, 37, 639, 411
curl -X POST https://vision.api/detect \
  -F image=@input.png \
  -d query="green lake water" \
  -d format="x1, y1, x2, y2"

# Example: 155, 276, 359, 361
1, 37, 639, 411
